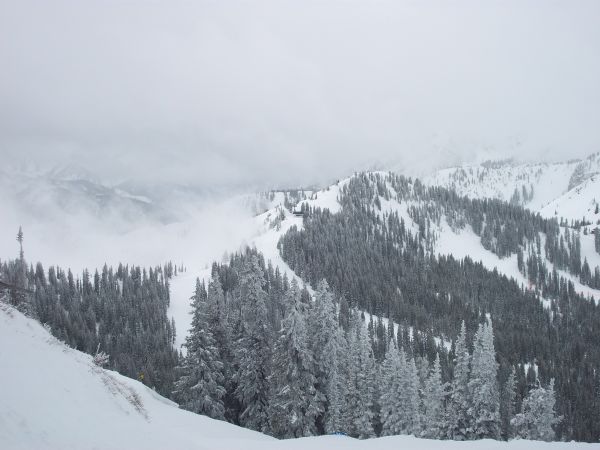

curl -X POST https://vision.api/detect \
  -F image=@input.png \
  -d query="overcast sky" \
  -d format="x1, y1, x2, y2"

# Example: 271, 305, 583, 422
1, 0, 599, 188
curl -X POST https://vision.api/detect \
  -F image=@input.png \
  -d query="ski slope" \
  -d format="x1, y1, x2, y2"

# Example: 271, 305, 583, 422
0, 303, 594, 450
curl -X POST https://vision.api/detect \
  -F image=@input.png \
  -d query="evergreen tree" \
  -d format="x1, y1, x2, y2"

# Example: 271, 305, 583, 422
13, 226, 29, 309
500, 367, 517, 440
234, 256, 272, 432
308, 280, 343, 433
399, 349, 422, 435
269, 280, 322, 438
421, 353, 446, 439
468, 320, 500, 439
173, 279, 225, 419
323, 326, 347, 435
347, 317, 376, 438
206, 275, 237, 421
512, 379, 561, 441
379, 343, 402, 436
446, 321, 471, 440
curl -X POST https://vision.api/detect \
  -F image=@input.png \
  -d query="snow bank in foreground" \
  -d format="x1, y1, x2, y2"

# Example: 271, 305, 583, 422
0, 303, 595, 450
0, 303, 271, 450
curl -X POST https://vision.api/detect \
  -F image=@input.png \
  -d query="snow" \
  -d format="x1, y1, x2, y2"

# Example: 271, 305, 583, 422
423, 156, 600, 224
169, 270, 209, 350
539, 177, 600, 223
279, 435, 595, 449
252, 208, 306, 285
0, 302, 594, 450
423, 161, 577, 213
580, 230, 600, 269
298, 177, 349, 214
378, 197, 421, 235
0, 303, 272, 450
433, 218, 599, 306
165, 177, 351, 349
537, 232, 600, 305
434, 219, 553, 308
113, 188, 153, 204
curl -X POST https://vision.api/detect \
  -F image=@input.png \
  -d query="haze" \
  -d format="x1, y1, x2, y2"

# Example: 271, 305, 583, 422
1, 0, 599, 188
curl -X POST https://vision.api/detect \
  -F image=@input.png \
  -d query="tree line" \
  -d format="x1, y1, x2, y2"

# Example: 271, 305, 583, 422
279, 172, 600, 441
173, 249, 559, 441
0, 234, 179, 396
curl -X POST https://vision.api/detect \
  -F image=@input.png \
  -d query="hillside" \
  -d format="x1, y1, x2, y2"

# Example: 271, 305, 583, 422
1, 302, 596, 450
2, 165, 600, 443
422, 153, 600, 224
0, 302, 271, 450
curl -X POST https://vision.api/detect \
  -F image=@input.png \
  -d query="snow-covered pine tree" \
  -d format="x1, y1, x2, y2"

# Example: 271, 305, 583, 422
399, 348, 422, 435
468, 320, 501, 439
173, 278, 226, 420
206, 275, 237, 421
500, 367, 517, 439
234, 256, 272, 432
307, 279, 345, 433
421, 353, 446, 439
346, 314, 376, 438
206, 275, 230, 362
379, 342, 402, 436
446, 321, 471, 440
268, 278, 322, 438
511, 379, 561, 441
324, 326, 348, 435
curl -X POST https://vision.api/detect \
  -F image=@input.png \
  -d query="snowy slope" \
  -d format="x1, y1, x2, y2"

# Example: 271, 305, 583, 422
423, 160, 577, 211
0, 303, 272, 450
0, 302, 594, 450
168, 181, 347, 348
170, 169, 599, 348
422, 153, 600, 223
540, 176, 600, 223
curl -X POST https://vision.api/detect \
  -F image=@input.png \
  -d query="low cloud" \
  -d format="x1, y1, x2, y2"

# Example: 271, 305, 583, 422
1, 0, 599, 188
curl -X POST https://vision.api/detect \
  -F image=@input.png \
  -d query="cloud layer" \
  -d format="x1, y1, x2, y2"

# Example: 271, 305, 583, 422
1, 0, 599, 187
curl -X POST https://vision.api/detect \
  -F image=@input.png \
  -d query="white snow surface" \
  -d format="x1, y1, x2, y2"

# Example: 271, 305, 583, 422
0, 303, 272, 450
422, 154, 600, 223
540, 176, 600, 223
0, 303, 594, 450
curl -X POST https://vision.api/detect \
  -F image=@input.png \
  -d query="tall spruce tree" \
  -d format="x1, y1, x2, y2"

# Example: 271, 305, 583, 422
323, 326, 347, 435
380, 342, 403, 436
347, 316, 376, 438
173, 279, 225, 419
468, 320, 500, 439
206, 275, 237, 421
500, 367, 517, 440
234, 256, 272, 432
269, 279, 322, 438
308, 280, 343, 433
399, 348, 422, 435
421, 353, 446, 438
446, 321, 471, 440
512, 379, 560, 441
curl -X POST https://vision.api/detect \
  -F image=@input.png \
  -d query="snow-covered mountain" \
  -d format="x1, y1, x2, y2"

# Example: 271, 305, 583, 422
0, 164, 213, 228
3, 160, 600, 446
169, 169, 600, 351
422, 153, 600, 224
1, 302, 594, 450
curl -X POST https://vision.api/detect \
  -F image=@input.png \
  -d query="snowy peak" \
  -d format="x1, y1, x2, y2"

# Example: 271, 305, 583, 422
422, 153, 600, 223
